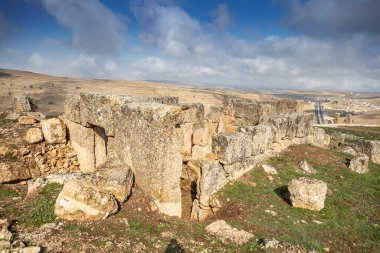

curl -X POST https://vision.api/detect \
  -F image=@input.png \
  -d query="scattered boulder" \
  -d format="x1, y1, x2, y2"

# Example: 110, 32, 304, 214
288, 177, 327, 211
41, 118, 67, 144
307, 127, 330, 148
262, 164, 277, 175
89, 160, 134, 202
349, 154, 369, 174
297, 161, 316, 174
25, 128, 44, 144
357, 140, 380, 165
18, 116, 37, 125
205, 220, 254, 245
55, 180, 118, 221
260, 238, 281, 249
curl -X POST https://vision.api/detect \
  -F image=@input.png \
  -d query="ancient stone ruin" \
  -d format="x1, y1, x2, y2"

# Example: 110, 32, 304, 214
59, 92, 324, 220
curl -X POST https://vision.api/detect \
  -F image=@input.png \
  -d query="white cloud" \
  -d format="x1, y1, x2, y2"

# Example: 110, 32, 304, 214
40, 0, 127, 55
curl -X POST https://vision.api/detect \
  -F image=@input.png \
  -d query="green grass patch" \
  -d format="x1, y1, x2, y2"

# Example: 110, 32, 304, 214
0, 112, 16, 129
22, 183, 62, 226
219, 146, 380, 252
0, 189, 21, 201
63, 223, 90, 237
322, 126, 380, 141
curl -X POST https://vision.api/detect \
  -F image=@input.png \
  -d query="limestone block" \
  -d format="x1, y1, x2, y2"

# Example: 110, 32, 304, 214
207, 106, 224, 123
25, 128, 44, 144
94, 127, 107, 167
65, 120, 96, 173
212, 132, 252, 164
192, 144, 213, 160
307, 127, 330, 148
0, 163, 31, 183
41, 118, 67, 144
357, 140, 380, 164
199, 160, 228, 207
288, 177, 327, 211
18, 116, 37, 125
113, 102, 183, 217
193, 121, 218, 147
14, 96, 37, 113
180, 103, 204, 123
181, 123, 193, 157
261, 113, 314, 141
55, 180, 118, 221
239, 125, 273, 155
90, 159, 134, 202
349, 154, 369, 174
64, 93, 81, 123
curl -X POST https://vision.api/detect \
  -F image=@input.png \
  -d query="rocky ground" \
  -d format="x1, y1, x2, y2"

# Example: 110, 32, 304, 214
1, 112, 379, 252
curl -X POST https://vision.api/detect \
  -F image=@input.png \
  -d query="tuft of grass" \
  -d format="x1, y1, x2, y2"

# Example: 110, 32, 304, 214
0, 189, 21, 201
63, 223, 90, 237
22, 183, 62, 226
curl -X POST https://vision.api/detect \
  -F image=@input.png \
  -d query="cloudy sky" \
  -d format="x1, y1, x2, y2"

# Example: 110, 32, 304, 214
0, 0, 379, 91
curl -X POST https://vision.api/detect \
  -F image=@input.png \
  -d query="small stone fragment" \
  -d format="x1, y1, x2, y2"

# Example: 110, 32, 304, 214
297, 160, 316, 174
262, 164, 277, 175
205, 220, 253, 245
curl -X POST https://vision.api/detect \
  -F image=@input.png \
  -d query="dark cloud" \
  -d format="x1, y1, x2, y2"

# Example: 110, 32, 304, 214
285, 0, 380, 38
40, 0, 127, 55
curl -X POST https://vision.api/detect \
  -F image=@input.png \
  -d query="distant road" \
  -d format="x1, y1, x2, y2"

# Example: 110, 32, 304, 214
315, 101, 325, 124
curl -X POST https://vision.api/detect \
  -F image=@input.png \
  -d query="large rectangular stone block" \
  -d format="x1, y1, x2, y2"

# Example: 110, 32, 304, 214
212, 132, 253, 164
113, 102, 184, 217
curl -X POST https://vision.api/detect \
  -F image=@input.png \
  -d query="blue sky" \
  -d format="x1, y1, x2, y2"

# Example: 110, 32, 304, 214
0, 0, 379, 91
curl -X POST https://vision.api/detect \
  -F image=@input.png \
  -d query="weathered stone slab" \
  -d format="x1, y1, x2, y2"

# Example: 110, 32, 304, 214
357, 140, 380, 164
64, 93, 81, 123
261, 113, 314, 141
199, 160, 228, 207
14, 96, 37, 113
193, 121, 218, 147
207, 106, 224, 123
18, 116, 37, 125
239, 125, 273, 155
65, 120, 96, 173
191, 144, 213, 160
41, 118, 67, 144
113, 102, 183, 217
55, 180, 118, 221
181, 123, 193, 157
212, 132, 252, 164
307, 127, 330, 148
180, 103, 204, 123
0, 163, 31, 183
